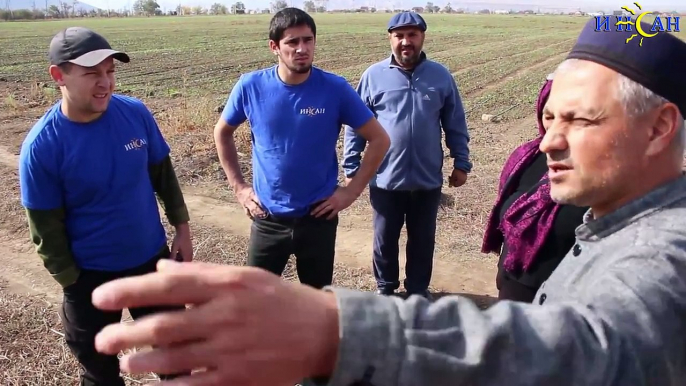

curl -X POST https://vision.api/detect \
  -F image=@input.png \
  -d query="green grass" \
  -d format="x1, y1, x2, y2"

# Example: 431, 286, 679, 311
1, 13, 681, 122
0, 14, 590, 102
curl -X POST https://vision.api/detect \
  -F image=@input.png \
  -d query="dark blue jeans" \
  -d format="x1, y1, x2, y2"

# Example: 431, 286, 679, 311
369, 186, 442, 293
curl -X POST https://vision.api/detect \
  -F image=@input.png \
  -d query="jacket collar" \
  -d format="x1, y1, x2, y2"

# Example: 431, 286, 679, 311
578, 174, 686, 240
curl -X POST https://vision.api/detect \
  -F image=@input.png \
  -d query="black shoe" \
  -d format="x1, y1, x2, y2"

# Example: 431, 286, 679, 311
407, 290, 433, 301
376, 288, 395, 296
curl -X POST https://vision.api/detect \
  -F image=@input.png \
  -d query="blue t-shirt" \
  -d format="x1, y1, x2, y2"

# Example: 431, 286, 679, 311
221, 65, 374, 217
18, 94, 170, 271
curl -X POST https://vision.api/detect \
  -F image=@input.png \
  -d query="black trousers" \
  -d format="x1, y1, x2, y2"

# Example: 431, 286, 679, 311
495, 266, 538, 303
59, 246, 188, 386
247, 211, 338, 289
369, 186, 442, 293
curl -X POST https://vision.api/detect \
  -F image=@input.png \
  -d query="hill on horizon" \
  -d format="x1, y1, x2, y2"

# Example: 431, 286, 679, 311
8, 0, 99, 12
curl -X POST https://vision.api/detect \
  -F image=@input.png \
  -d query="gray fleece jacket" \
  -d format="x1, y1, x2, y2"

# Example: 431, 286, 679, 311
322, 175, 686, 386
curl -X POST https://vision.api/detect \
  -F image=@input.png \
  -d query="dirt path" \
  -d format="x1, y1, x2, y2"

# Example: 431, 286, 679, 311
0, 144, 497, 299
183, 186, 497, 295
0, 235, 62, 302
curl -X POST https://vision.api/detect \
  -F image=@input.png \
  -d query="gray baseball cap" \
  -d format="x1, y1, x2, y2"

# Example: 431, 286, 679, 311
48, 27, 130, 67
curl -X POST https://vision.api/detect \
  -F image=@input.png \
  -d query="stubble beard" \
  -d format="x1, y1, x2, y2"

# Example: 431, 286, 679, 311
285, 61, 312, 74
396, 48, 421, 67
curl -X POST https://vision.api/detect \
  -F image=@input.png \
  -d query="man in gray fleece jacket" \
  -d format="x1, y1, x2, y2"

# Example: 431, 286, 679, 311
86, 17, 686, 386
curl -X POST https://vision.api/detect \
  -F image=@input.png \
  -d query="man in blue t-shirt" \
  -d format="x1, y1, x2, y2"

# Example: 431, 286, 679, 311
18, 27, 193, 385
214, 8, 390, 289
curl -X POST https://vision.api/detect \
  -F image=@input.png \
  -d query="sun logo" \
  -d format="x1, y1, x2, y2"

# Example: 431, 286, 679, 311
616, 2, 658, 46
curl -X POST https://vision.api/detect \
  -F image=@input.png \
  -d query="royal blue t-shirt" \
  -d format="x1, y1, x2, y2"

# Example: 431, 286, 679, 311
221, 65, 374, 217
18, 94, 170, 271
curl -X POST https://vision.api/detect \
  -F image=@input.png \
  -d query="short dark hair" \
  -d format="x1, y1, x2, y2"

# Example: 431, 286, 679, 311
269, 7, 316, 43
58, 62, 73, 73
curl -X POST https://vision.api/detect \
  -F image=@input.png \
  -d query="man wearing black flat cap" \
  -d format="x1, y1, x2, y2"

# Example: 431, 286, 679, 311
18, 27, 192, 385
82, 18, 686, 386
343, 11, 471, 299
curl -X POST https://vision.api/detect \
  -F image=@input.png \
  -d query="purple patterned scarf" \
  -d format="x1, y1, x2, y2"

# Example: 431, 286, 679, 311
481, 78, 559, 273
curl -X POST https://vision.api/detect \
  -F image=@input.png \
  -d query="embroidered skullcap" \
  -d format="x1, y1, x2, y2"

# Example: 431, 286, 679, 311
566, 16, 686, 117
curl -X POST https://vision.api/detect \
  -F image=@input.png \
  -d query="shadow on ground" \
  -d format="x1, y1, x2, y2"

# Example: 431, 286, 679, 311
432, 291, 499, 309
392, 291, 499, 310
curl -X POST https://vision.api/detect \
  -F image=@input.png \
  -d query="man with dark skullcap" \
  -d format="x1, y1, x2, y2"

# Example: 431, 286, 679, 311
80, 17, 686, 386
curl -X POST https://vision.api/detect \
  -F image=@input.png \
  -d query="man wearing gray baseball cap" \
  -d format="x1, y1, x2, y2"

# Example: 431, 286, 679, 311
19, 27, 193, 385
48, 26, 131, 67
85, 17, 686, 386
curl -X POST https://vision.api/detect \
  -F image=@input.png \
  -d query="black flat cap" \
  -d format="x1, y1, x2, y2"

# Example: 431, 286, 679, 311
567, 16, 686, 117
49, 27, 130, 67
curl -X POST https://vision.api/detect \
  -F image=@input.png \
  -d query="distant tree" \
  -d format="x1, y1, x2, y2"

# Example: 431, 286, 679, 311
270, 0, 287, 13
423, 2, 439, 13
133, 0, 160, 15
231, 1, 245, 13
48, 4, 61, 17
210, 2, 228, 13
59, 0, 71, 16
443, 2, 452, 13
303, 0, 315, 12
192, 5, 205, 14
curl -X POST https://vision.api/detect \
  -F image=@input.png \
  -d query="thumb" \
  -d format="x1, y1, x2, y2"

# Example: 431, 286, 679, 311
250, 193, 262, 206
156, 258, 183, 271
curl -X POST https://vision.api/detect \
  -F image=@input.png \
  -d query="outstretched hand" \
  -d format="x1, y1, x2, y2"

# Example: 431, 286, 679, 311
91, 260, 340, 385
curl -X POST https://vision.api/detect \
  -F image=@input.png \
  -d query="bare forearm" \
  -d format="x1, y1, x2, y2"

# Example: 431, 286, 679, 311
215, 131, 247, 192
346, 137, 388, 196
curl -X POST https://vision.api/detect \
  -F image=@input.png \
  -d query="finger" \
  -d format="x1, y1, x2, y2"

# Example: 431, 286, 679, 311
95, 299, 221, 355
249, 193, 264, 210
146, 367, 227, 386
326, 208, 339, 220
242, 205, 254, 219
118, 337, 221, 375
183, 241, 195, 258
157, 259, 218, 272
184, 247, 194, 262
249, 209, 264, 219
310, 201, 332, 217
91, 266, 219, 311
246, 202, 264, 217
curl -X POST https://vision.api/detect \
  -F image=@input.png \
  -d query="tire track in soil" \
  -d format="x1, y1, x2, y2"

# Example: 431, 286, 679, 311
465, 50, 571, 100
450, 38, 574, 79
0, 145, 497, 299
